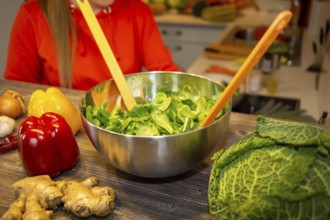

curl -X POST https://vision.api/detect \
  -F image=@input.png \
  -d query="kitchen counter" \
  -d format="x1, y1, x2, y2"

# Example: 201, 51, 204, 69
187, 56, 320, 121
154, 12, 227, 28
0, 79, 259, 219
0, 79, 329, 219
154, 10, 278, 32
187, 11, 327, 121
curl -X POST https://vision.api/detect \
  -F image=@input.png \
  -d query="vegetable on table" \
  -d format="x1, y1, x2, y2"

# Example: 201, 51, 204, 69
0, 135, 18, 154
0, 115, 16, 138
28, 87, 81, 135
208, 116, 330, 219
2, 175, 116, 220
0, 115, 17, 154
0, 90, 25, 119
18, 112, 80, 177
58, 176, 116, 217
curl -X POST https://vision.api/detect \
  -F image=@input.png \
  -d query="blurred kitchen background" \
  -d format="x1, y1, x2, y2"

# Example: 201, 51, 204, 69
1, 0, 329, 124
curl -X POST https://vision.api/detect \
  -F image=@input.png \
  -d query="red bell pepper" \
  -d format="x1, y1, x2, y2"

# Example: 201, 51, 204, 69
18, 112, 80, 177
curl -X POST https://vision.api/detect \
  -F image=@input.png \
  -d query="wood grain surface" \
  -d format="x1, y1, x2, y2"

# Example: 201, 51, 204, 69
0, 79, 328, 220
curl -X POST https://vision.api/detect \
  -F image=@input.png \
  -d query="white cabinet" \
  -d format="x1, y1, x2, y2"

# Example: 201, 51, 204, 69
157, 22, 225, 71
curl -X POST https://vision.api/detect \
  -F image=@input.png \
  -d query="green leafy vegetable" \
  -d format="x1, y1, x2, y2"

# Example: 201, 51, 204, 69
209, 116, 330, 220
85, 91, 229, 136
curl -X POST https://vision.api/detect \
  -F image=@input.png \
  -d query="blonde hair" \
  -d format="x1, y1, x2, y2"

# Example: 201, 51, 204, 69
38, 0, 76, 88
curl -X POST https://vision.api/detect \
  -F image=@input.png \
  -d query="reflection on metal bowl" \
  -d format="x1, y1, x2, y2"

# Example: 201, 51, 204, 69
80, 72, 231, 178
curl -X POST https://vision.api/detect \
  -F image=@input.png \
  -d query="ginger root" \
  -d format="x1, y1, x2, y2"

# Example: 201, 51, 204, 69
3, 175, 61, 220
14, 175, 63, 210
2, 195, 25, 220
23, 195, 53, 220
2, 175, 116, 220
57, 176, 116, 217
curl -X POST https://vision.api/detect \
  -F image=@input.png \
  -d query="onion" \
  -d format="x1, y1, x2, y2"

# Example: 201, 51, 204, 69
0, 90, 25, 119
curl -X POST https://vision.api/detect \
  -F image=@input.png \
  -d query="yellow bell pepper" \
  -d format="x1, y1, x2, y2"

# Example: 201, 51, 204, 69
28, 87, 81, 135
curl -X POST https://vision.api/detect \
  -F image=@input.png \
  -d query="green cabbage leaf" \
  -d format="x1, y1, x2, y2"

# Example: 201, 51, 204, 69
209, 116, 330, 220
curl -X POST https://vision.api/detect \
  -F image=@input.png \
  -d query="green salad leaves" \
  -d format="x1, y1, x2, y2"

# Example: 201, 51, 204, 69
209, 116, 330, 220
85, 91, 229, 136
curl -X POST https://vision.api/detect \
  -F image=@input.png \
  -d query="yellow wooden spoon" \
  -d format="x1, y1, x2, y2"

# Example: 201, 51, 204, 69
76, 0, 137, 110
199, 11, 293, 128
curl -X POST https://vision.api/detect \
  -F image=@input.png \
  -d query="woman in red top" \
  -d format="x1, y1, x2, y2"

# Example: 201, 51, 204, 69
4, 0, 179, 90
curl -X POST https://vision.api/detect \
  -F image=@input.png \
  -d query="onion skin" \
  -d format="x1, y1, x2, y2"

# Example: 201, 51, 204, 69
0, 90, 25, 119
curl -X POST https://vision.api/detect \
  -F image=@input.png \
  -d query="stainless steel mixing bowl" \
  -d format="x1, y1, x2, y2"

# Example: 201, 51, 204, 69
80, 72, 231, 178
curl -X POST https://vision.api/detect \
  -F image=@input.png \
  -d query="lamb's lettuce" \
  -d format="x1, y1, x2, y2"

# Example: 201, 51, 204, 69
209, 116, 330, 220
85, 91, 229, 136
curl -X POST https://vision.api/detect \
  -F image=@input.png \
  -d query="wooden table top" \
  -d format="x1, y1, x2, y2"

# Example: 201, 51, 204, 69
1, 79, 328, 219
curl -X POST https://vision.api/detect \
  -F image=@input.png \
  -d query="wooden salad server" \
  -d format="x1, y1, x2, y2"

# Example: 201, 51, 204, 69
76, 0, 137, 110
199, 10, 293, 128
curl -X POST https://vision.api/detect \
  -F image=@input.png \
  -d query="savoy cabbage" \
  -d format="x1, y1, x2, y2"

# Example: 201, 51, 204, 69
209, 116, 330, 220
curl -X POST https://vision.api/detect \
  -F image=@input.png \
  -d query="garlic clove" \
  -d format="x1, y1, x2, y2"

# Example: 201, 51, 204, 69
0, 116, 16, 138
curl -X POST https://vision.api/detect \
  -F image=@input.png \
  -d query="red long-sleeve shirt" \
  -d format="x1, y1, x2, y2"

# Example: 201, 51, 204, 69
4, 0, 179, 90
